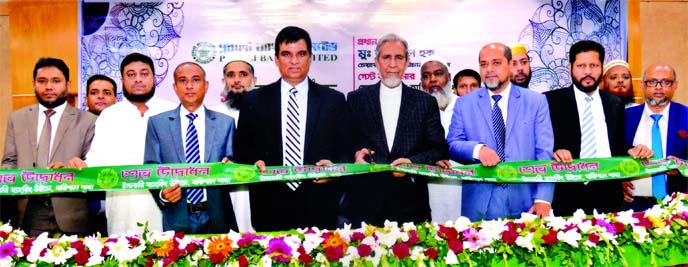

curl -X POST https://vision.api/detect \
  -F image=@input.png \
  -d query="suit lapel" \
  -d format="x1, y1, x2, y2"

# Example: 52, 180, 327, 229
204, 108, 216, 163
667, 103, 682, 157
369, 83, 391, 155
625, 105, 644, 145
26, 105, 39, 159
168, 106, 185, 163
390, 85, 413, 155
564, 87, 582, 140
505, 86, 522, 142
477, 89, 495, 144
304, 80, 320, 156
267, 82, 283, 162
50, 105, 76, 161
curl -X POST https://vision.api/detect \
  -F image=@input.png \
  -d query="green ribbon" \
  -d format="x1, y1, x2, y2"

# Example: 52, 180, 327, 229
0, 157, 685, 195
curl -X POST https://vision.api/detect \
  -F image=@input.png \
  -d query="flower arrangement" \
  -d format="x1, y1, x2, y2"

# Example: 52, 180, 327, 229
1, 193, 687, 266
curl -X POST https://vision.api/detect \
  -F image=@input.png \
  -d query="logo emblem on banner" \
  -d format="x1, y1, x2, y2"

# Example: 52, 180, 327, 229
192, 42, 216, 64
97, 169, 119, 189
232, 166, 256, 182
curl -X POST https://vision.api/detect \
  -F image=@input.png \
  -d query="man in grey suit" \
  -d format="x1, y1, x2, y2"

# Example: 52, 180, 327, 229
2, 58, 97, 236
145, 62, 237, 234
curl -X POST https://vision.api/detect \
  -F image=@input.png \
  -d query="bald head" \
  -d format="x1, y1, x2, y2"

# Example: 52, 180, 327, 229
479, 43, 512, 92
642, 63, 678, 110
174, 62, 206, 81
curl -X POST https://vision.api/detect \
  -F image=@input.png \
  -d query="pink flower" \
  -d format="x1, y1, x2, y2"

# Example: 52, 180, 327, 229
392, 242, 410, 259
266, 237, 292, 263
238, 232, 264, 248
0, 242, 17, 259
357, 244, 372, 257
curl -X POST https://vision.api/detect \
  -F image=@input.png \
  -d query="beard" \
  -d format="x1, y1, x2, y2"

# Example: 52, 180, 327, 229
646, 97, 669, 107
512, 74, 531, 88
36, 90, 68, 109
381, 76, 402, 88
123, 86, 155, 103
430, 83, 453, 109
485, 79, 504, 91
225, 90, 246, 109
572, 74, 602, 93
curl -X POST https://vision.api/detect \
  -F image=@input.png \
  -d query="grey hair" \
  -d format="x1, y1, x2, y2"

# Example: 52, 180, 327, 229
642, 64, 677, 81
375, 33, 409, 59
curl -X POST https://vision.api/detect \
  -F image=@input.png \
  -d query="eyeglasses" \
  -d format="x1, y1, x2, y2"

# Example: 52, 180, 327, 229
643, 79, 674, 87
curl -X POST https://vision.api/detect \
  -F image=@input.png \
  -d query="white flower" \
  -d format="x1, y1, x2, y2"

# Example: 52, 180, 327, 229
283, 235, 301, 255
577, 220, 596, 233
568, 209, 587, 225
302, 233, 324, 254
377, 231, 401, 248
361, 236, 376, 246
479, 219, 507, 243
645, 205, 665, 219
410, 246, 425, 261
27, 233, 52, 263
516, 212, 538, 224
515, 232, 535, 251
0, 224, 12, 234
402, 222, 417, 232
544, 216, 568, 231
369, 246, 387, 266
653, 224, 672, 236
445, 249, 459, 265
149, 231, 175, 242
86, 255, 104, 266
557, 229, 581, 248
454, 217, 472, 232
632, 226, 649, 243
315, 252, 328, 263
43, 246, 77, 265
615, 210, 639, 225
259, 255, 272, 267
337, 225, 353, 243
107, 237, 143, 262
57, 234, 78, 244
340, 247, 358, 267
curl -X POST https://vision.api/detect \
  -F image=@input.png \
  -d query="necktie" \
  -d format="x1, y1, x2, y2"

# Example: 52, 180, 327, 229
36, 109, 55, 168
185, 113, 204, 205
491, 95, 505, 161
650, 114, 667, 199
285, 87, 302, 191
580, 96, 596, 158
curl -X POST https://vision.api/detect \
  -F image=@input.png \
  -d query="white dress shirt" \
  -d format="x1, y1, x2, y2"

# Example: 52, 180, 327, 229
472, 83, 512, 158
36, 103, 67, 160
180, 105, 207, 203
573, 87, 612, 158
440, 94, 458, 138
380, 83, 402, 151
630, 103, 670, 197
86, 96, 176, 235
281, 78, 309, 165
210, 103, 240, 124
429, 93, 462, 224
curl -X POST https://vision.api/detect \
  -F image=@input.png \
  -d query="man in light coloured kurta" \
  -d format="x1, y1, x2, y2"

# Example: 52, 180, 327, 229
70, 53, 176, 234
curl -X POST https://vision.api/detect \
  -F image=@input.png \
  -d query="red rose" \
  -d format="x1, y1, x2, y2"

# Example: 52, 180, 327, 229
438, 225, 459, 240
70, 240, 85, 250
126, 236, 140, 247
678, 130, 687, 139
209, 253, 226, 264
297, 246, 313, 264
350, 232, 365, 242
21, 238, 34, 257
613, 222, 626, 234
588, 233, 600, 245
0, 231, 9, 239
324, 246, 344, 261
144, 256, 154, 267
100, 246, 109, 257
238, 255, 250, 267
501, 229, 519, 245
357, 244, 372, 257
74, 250, 90, 265
185, 242, 198, 254
407, 230, 420, 246
424, 247, 438, 259
392, 242, 410, 259
542, 229, 558, 245
448, 239, 463, 253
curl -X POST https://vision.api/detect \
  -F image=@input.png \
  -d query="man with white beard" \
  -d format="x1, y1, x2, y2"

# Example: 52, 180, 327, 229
420, 55, 462, 224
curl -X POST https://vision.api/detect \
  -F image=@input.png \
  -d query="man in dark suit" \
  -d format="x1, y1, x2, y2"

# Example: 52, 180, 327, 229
2, 58, 97, 236
545, 40, 652, 216
145, 62, 237, 234
623, 63, 688, 211
346, 33, 448, 226
234, 26, 351, 231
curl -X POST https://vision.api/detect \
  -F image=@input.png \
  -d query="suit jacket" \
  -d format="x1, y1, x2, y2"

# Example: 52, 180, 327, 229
234, 79, 351, 231
447, 85, 554, 221
625, 102, 688, 194
346, 82, 448, 226
545, 86, 628, 216
145, 106, 238, 233
2, 104, 96, 233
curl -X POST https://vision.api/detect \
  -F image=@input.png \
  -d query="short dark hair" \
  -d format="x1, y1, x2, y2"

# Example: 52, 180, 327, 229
569, 40, 605, 64
33, 57, 70, 81
274, 26, 312, 56
453, 69, 481, 89
120, 52, 155, 76
86, 74, 118, 95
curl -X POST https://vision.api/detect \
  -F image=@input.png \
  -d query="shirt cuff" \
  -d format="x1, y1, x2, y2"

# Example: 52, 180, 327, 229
472, 144, 485, 160
159, 190, 169, 203
534, 199, 551, 205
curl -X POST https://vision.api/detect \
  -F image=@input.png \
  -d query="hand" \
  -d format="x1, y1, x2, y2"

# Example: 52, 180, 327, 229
628, 144, 653, 159
553, 149, 573, 163
221, 157, 233, 163
313, 159, 333, 184
47, 162, 65, 169
68, 157, 88, 170
478, 146, 500, 167
161, 184, 182, 203
667, 155, 680, 175
390, 158, 411, 178
622, 181, 635, 203
254, 160, 266, 172
354, 148, 375, 164
436, 160, 451, 168
528, 202, 552, 218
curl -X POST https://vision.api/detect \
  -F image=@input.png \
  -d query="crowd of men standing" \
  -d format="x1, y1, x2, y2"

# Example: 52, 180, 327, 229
1, 25, 686, 236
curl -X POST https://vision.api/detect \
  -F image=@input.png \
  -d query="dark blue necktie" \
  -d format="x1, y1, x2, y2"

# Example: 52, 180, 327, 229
650, 114, 667, 199
491, 95, 505, 161
185, 113, 204, 205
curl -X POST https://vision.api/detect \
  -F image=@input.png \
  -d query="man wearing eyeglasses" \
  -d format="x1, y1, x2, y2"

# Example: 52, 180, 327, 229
545, 40, 653, 216
622, 63, 688, 211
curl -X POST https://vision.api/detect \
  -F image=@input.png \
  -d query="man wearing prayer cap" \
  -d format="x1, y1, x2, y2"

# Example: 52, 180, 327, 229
509, 43, 532, 88
602, 59, 636, 107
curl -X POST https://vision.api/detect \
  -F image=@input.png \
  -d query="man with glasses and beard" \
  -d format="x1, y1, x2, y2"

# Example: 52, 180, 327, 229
419, 55, 461, 224
68, 53, 176, 234
210, 59, 257, 233
2, 58, 97, 236
545, 40, 652, 216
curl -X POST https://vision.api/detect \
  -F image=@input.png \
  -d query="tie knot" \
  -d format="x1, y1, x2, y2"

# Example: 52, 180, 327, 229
289, 87, 298, 95
651, 114, 662, 122
491, 95, 502, 103
585, 96, 593, 102
44, 109, 55, 118
186, 113, 198, 121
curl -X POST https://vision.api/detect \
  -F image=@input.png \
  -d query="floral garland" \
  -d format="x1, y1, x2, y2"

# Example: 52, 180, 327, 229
1, 193, 687, 267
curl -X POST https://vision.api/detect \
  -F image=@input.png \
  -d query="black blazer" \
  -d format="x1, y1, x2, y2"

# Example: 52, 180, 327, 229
234, 78, 351, 231
545, 86, 628, 216
345, 82, 448, 226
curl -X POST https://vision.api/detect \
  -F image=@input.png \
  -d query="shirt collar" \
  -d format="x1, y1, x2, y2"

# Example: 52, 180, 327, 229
572, 84, 601, 102
38, 101, 67, 115
380, 81, 403, 92
488, 82, 512, 101
643, 102, 671, 118
281, 77, 309, 94
180, 105, 206, 121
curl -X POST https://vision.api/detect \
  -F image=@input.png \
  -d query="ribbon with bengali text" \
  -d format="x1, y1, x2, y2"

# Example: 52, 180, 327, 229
0, 157, 686, 195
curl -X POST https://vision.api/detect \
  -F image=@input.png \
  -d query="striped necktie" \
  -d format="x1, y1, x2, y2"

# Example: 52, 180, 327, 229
185, 113, 204, 205
491, 95, 505, 161
285, 87, 302, 191
580, 96, 596, 158
650, 114, 667, 199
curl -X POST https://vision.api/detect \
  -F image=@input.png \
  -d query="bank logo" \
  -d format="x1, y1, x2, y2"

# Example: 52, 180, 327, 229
97, 169, 119, 189
192, 42, 216, 64
232, 166, 256, 183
